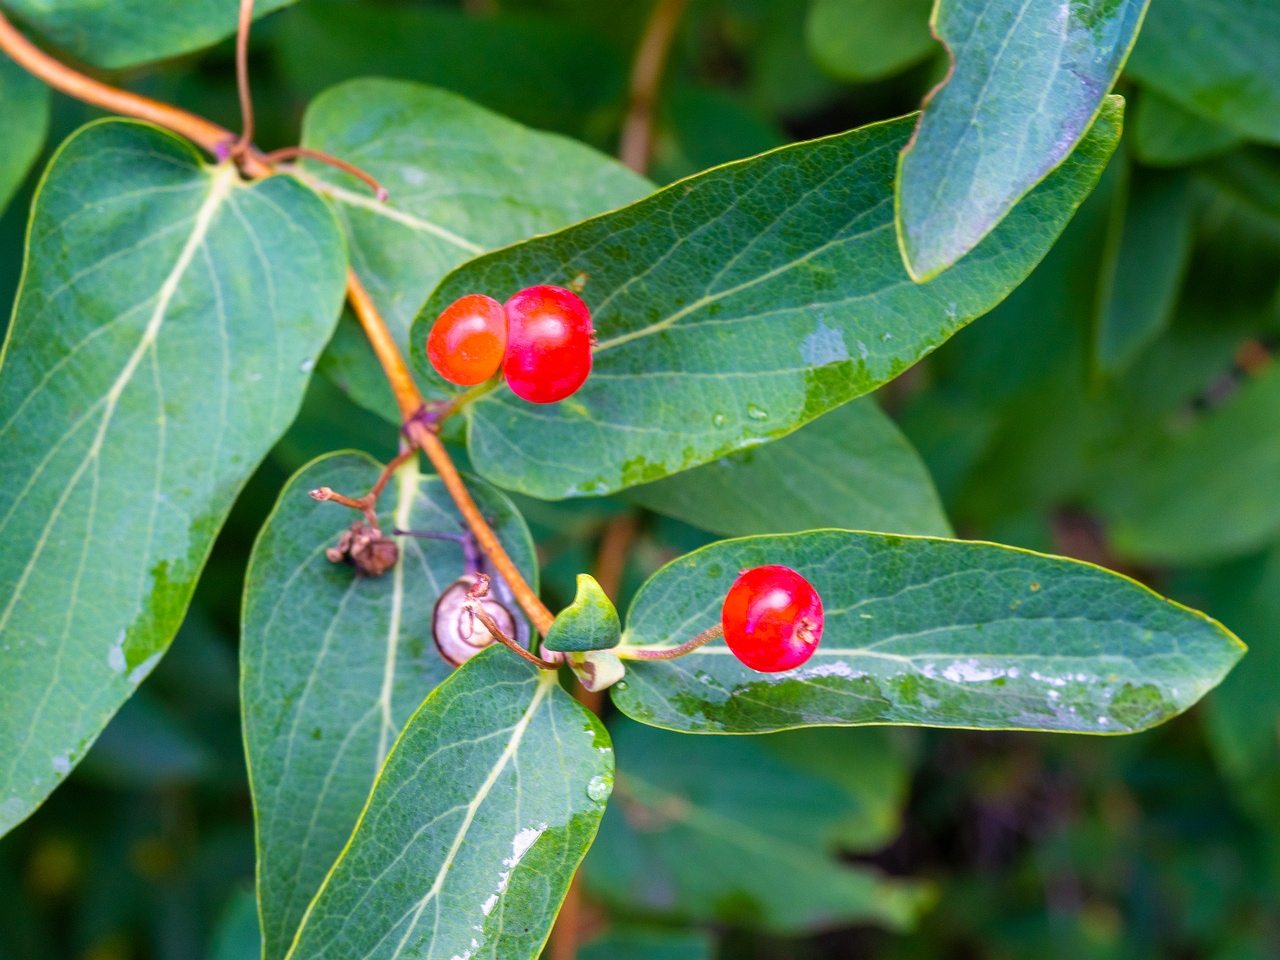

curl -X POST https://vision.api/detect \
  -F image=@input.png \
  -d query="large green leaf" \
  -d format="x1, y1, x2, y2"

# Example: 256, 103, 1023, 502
297, 78, 651, 423
1093, 166, 1195, 375
624, 398, 952, 538
610, 531, 1243, 734
894, 0, 1146, 281
413, 100, 1123, 500
241, 452, 537, 960
0, 53, 47, 217
584, 718, 931, 932
283, 646, 612, 960
0, 120, 347, 836
1133, 89, 1244, 167
1127, 0, 1280, 144
579, 928, 714, 960
805, 0, 938, 82
4, 0, 298, 68
1102, 366, 1280, 565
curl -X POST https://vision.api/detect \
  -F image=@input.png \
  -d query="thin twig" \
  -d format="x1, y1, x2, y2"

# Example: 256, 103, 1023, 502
0, 10, 267, 172
617, 623, 723, 660
618, 0, 691, 174
262, 147, 389, 200
234, 0, 255, 157
308, 447, 418, 528
465, 600, 562, 670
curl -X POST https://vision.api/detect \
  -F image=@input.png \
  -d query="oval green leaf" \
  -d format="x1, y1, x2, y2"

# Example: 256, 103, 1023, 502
0, 52, 48, 217
0, 120, 347, 836
297, 78, 651, 423
283, 646, 612, 960
241, 451, 538, 960
413, 100, 1123, 500
623, 398, 952, 538
895, 0, 1147, 281
610, 531, 1243, 734
805, 0, 938, 83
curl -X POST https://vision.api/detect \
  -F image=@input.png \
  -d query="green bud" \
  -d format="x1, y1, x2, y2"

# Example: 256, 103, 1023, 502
543, 573, 622, 652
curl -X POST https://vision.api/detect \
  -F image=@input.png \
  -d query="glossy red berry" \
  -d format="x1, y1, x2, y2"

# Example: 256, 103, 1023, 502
502, 285, 594, 404
427, 294, 507, 386
721, 565, 823, 672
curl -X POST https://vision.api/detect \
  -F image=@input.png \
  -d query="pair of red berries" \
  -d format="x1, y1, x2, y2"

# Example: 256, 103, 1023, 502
722, 565, 824, 672
427, 285, 594, 404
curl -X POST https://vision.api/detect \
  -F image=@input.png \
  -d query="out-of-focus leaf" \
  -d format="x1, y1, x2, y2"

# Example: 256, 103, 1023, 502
1094, 167, 1196, 374
413, 102, 1122, 500
749, 0, 842, 117
584, 718, 931, 933
624, 399, 952, 538
1193, 547, 1280, 828
895, 0, 1146, 281
211, 888, 262, 960
297, 78, 650, 423
1127, 0, 1280, 144
651, 84, 786, 185
579, 927, 714, 960
0, 120, 346, 838
4, 0, 298, 68
611, 532, 1243, 734
805, 0, 938, 82
284, 646, 612, 960
275, 1, 626, 138
1103, 366, 1280, 565
1133, 89, 1245, 167
0, 54, 47, 217
77, 692, 210, 788
242, 452, 536, 960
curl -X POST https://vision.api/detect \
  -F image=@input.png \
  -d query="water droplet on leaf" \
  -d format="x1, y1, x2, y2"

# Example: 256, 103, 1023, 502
746, 404, 768, 420
586, 775, 612, 803
712, 413, 727, 427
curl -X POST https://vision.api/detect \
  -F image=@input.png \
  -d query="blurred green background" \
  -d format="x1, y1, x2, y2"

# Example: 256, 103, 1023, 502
2, 0, 1279, 957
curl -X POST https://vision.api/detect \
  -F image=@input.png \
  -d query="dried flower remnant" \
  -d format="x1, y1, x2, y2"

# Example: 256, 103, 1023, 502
326, 521, 399, 577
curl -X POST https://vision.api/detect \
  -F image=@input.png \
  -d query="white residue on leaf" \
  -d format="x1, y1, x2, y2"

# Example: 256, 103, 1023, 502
128, 652, 162, 685
1030, 671, 1069, 687
480, 895, 498, 917
51, 753, 71, 775
480, 823, 548, 919
401, 165, 427, 186
790, 661, 866, 682
941, 659, 1008, 683
799, 316, 849, 366
108, 630, 126, 674
856, 340, 869, 360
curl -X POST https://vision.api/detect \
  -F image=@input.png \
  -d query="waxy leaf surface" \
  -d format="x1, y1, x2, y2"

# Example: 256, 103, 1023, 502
610, 532, 1243, 734
585, 719, 931, 932
624, 398, 952, 538
0, 53, 48, 216
0, 120, 347, 836
285, 646, 612, 960
242, 452, 537, 960
895, 0, 1146, 281
298, 78, 650, 422
1127, 0, 1280, 144
4, 0, 298, 68
414, 101, 1123, 500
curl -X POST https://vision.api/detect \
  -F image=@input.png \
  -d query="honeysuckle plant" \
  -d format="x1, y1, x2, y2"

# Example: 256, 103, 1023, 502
0, 0, 1271, 957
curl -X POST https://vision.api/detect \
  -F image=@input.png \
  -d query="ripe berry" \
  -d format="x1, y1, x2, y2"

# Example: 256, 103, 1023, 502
427, 294, 507, 386
502, 285, 594, 404
721, 565, 823, 672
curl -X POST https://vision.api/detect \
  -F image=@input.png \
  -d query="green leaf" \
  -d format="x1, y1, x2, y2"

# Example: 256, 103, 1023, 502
1102, 366, 1280, 565
0, 120, 346, 837
624, 398, 953, 538
583, 718, 932, 932
212, 888, 263, 960
0, 53, 47, 217
545, 574, 622, 652
296, 78, 650, 422
579, 927, 714, 960
283, 646, 612, 960
894, 0, 1146, 281
414, 100, 1123, 500
1094, 166, 1196, 374
4, 0, 298, 68
241, 452, 538, 960
275, 4, 627, 138
651, 83, 786, 185
1127, 0, 1280, 144
1133, 89, 1245, 167
610, 531, 1243, 734
805, 0, 938, 82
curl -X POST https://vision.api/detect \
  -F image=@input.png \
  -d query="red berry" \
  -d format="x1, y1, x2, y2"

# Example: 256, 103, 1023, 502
502, 285, 593, 404
721, 565, 823, 672
427, 294, 507, 386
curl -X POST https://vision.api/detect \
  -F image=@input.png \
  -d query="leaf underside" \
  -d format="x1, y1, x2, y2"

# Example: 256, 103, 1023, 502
611, 531, 1244, 734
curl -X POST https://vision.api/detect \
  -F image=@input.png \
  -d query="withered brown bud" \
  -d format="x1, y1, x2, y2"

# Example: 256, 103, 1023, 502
325, 521, 399, 577
433, 573, 518, 667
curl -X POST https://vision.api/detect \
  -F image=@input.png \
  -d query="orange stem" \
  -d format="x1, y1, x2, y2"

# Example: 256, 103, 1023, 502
262, 147, 389, 200
234, 0, 255, 155
618, 0, 691, 174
